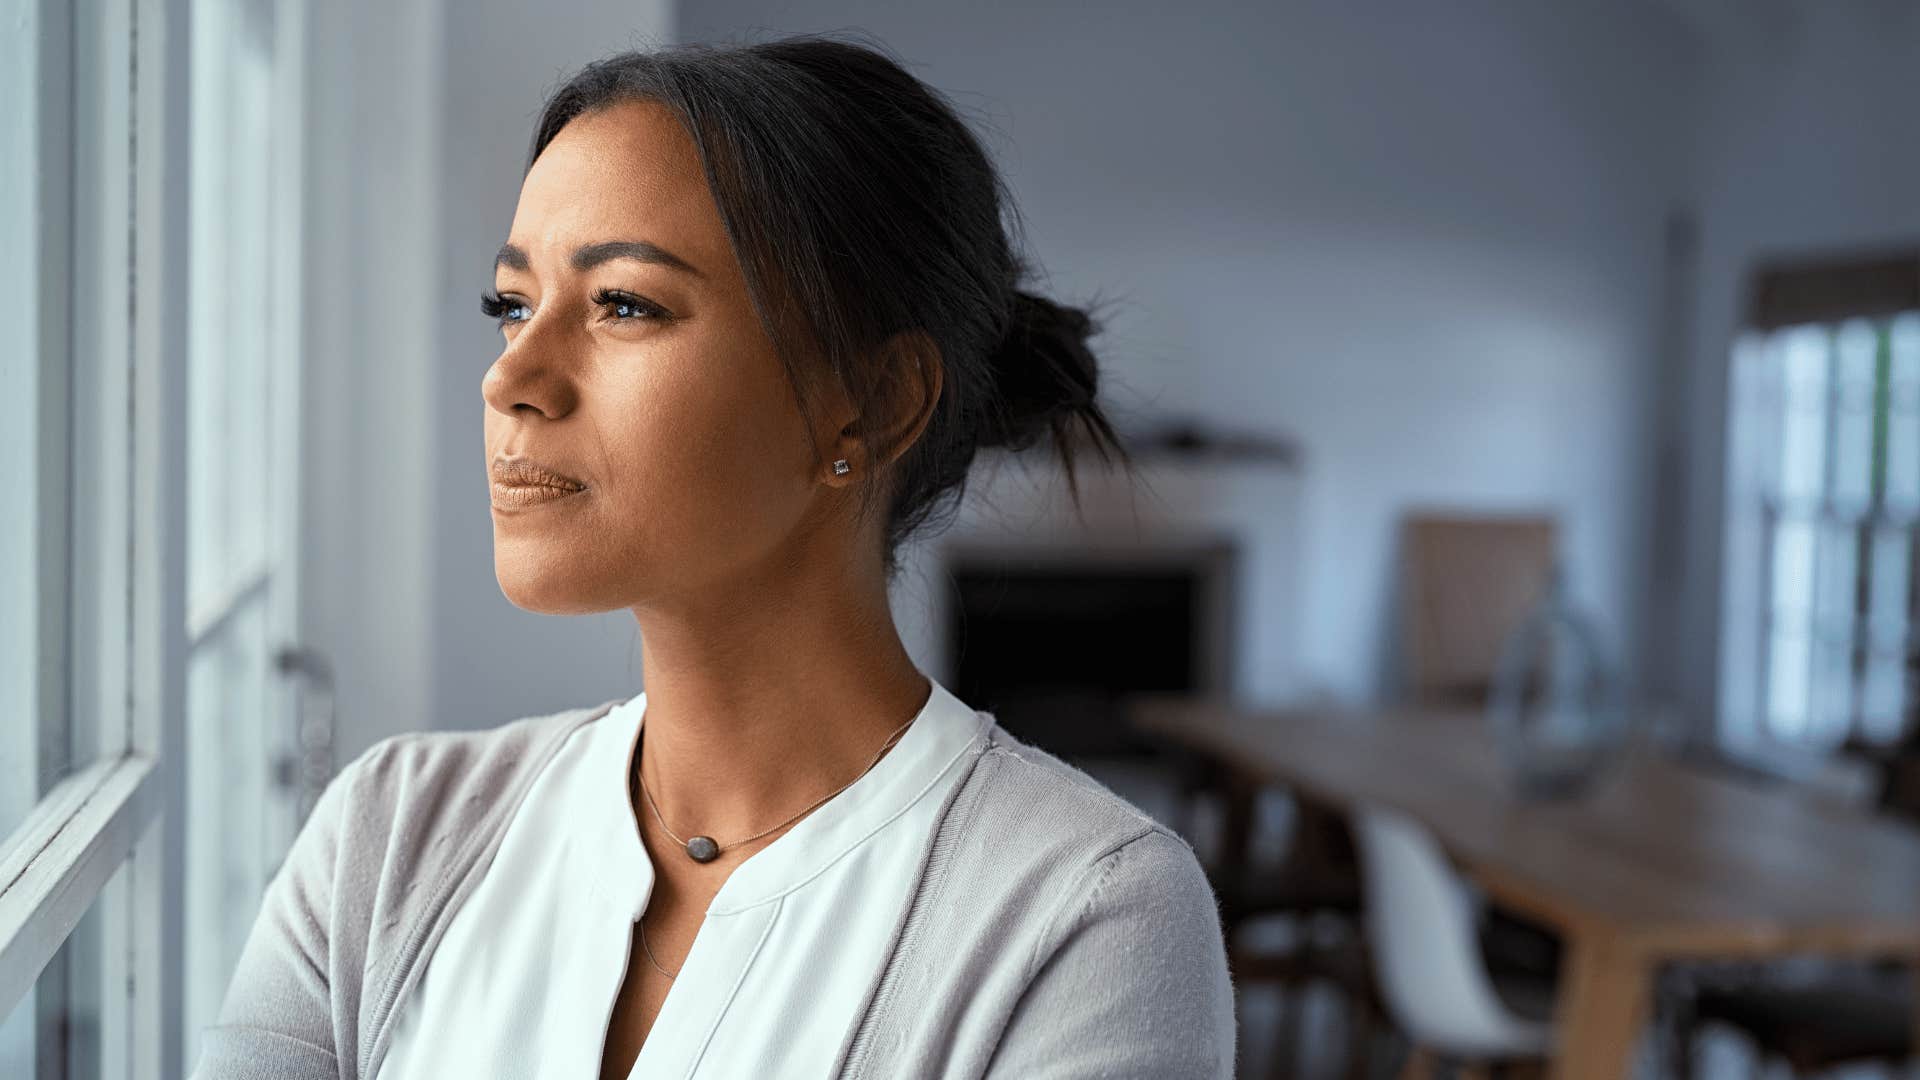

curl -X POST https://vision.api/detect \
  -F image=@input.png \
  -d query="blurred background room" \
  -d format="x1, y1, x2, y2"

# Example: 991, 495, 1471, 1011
4, 0, 1919, 1077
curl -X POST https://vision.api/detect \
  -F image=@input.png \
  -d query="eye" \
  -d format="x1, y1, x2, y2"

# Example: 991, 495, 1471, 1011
479, 290, 531, 327
590, 288, 671, 322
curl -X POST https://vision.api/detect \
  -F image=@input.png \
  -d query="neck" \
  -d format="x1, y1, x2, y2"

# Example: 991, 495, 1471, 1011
626, 551, 931, 856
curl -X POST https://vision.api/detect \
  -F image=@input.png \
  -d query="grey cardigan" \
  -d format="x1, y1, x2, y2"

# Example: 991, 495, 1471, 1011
189, 698, 1238, 1079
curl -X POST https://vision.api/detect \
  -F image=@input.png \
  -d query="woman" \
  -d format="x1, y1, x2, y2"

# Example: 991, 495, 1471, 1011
193, 33, 1235, 1080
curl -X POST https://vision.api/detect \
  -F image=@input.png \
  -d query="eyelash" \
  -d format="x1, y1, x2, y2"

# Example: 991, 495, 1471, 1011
479, 288, 670, 328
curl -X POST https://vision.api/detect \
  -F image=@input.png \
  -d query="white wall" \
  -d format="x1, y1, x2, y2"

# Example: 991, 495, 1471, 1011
1674, 0, 1920, 731
679, 0, 1700, 704
299, 0, 444, 763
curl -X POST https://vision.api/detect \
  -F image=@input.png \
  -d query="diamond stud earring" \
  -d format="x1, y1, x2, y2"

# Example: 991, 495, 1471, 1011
832, 459, 851, 475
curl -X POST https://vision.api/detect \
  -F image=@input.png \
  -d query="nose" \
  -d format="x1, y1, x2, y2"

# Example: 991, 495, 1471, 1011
481, 309, 580, 420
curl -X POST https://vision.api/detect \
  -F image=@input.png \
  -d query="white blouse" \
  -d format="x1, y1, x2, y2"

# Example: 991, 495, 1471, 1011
373, 674, 991, 1080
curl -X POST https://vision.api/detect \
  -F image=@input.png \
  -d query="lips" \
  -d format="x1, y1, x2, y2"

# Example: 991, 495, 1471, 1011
491, 482, 585, 509
490, 456, 588, 511
491, 457, 587, 491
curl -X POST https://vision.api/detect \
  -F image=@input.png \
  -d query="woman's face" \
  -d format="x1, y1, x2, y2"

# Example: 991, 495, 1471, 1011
482, 100, 846, 614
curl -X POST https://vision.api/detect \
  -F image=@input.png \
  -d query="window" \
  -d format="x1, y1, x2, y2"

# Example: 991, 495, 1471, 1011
1, 0, 191, 1076
1720, 251, 1920, 752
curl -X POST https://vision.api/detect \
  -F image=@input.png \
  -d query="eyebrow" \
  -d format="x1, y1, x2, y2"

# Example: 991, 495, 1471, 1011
493, 239, 704, 279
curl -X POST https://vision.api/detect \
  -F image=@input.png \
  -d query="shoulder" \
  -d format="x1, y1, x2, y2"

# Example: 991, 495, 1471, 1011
849, 720, 1235, 1077
335, 698, 622, 826
946, 720, 1228, 964
960, 720, 1200, 863
297, 697, 624, 936
350, 697, 623, 779
971, 725, 1236, 1074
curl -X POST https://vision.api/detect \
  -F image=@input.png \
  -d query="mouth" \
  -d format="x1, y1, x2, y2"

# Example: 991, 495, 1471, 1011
492, 457, 587, 490
491, 456, 588, 511
490, 481, 587, 510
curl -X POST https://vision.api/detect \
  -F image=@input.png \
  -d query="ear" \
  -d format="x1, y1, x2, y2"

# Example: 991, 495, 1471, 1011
820, 329, 943, 488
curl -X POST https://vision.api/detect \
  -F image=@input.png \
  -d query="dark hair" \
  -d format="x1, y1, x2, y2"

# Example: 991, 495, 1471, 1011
526, 31, 1134, 578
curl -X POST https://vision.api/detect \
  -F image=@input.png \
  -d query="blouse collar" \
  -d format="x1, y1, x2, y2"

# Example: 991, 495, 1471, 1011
587, 674, 989, 920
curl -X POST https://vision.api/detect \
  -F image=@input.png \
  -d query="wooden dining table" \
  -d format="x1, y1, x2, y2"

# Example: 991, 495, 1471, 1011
1128, 696, 1920, 1080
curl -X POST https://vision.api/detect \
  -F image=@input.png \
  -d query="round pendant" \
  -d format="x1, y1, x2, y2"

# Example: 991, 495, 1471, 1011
686, 836, 720, 863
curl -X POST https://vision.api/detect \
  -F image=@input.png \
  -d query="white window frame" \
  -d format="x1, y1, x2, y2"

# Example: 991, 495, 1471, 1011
0, 0, 192, 1075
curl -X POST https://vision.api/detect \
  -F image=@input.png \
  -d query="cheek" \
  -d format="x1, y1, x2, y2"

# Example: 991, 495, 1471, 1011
593, 338, 813, 558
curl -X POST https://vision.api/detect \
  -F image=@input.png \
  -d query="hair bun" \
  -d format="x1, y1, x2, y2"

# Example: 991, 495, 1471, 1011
981, 290, 1102, 452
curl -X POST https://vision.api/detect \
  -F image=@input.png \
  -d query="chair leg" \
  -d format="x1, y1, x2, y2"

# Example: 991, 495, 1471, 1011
1660, 974, 1700, 1080
1268, 985, 1301, 1080
1342, 987, 1374, 1080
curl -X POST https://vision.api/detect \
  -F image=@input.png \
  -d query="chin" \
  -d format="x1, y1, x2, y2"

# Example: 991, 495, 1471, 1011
497, 579, 572, 614
493, 557, 600, 615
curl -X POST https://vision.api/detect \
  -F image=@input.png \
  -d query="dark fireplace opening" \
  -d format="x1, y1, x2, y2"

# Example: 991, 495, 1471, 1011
943, 542, 1237, 764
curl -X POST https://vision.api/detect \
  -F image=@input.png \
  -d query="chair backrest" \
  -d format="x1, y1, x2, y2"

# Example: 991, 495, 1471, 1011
1875, 751, 1920, 825
1351, 804, 1543, 1054
1400, 513, 1559, 706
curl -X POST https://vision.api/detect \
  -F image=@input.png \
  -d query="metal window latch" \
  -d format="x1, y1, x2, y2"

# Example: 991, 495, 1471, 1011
272, 644, 337, 825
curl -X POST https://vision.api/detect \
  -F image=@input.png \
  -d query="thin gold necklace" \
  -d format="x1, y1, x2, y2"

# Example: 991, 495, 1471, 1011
632, 710, 921, 980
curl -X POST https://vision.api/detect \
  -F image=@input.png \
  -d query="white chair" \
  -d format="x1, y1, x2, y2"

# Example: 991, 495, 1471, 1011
1350, 804, 1556, 1077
